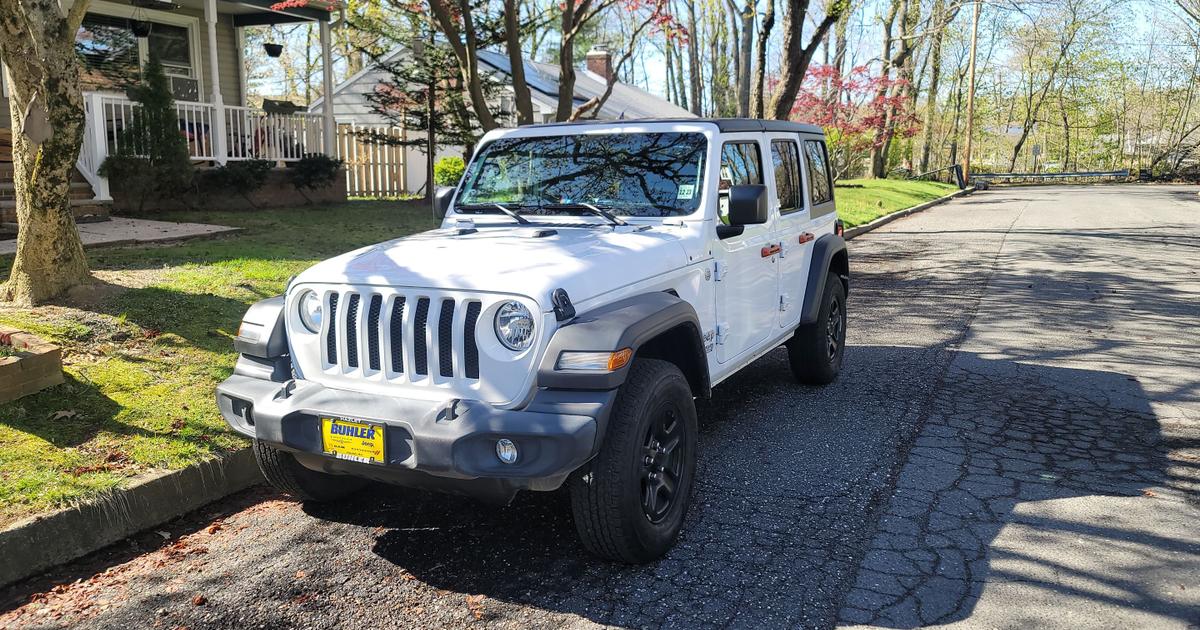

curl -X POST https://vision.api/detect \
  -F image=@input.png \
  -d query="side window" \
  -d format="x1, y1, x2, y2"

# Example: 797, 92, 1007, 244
771, 140, 802, 215
803, 140, 833, 206
718, 141, 762, 223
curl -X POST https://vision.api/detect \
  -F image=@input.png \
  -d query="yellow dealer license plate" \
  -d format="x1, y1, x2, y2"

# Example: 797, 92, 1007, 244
321, 417, 385, 464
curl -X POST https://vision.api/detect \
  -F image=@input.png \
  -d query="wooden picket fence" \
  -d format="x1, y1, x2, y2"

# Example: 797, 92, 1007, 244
336, 123, 410, 197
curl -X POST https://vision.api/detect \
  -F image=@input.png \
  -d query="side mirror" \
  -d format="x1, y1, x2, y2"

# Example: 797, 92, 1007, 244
434, 186, 456, 220
727, 184, 769, 226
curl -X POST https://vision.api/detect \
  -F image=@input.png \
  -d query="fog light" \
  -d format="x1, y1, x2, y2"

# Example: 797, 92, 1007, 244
496, 438, 519, 464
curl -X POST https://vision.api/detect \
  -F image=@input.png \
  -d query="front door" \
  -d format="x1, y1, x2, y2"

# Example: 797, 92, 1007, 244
714, 137, 779, 364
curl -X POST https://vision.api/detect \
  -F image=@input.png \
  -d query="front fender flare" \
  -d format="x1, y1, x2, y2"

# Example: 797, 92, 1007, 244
536, 292, 709, 392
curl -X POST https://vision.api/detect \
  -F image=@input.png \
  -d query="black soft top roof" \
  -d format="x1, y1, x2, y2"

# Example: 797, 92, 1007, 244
520, 117, 825, 135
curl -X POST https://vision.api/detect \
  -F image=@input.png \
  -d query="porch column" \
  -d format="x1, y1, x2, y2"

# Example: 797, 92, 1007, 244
205, 0, 228, 164
319, 19, 336, 156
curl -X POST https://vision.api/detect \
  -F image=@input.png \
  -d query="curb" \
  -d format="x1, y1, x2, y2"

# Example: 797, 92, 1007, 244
0, 447, 260, 589
843, 186, 976, 240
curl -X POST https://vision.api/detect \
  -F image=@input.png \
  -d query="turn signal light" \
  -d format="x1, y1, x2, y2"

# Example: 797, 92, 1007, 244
607, 348, 633, 371
556, 348, 633, 372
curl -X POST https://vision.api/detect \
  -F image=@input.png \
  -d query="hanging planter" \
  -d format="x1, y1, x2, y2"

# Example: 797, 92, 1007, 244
130, 19, 153, 38
263, 43, 284, 58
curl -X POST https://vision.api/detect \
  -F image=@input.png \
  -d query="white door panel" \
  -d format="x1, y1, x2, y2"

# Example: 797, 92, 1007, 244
713, 136, 780, 364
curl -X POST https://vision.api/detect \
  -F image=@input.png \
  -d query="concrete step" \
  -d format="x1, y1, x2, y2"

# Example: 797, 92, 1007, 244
0, 198, 111, 224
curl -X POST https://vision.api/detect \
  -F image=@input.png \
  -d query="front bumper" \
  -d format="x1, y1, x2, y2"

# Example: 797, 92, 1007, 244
216, 373, 616, 501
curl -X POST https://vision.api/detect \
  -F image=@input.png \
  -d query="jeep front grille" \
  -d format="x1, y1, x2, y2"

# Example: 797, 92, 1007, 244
321, 290, 481, 382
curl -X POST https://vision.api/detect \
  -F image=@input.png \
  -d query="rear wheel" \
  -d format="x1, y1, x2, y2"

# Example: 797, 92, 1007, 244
787, 271, 847, 384
253, 440, 365, 502
569, 359, 698, 563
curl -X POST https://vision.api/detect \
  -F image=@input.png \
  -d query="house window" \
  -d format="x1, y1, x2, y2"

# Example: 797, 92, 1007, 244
76, 14, 140, 90
75, 14, 196, 91
147, 24, 192, 77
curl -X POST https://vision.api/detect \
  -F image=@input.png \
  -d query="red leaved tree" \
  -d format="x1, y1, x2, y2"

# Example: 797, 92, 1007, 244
788, 64, 919, 179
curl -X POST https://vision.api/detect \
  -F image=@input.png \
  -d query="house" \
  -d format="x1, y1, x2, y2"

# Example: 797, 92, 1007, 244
0, 0, 344, 222
310, 46, 694, 195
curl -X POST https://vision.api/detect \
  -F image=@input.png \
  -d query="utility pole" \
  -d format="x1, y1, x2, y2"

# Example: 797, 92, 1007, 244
962, 0, 981, 182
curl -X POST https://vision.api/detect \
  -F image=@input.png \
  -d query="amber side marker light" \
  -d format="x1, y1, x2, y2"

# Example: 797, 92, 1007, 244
556, 348, 634, 372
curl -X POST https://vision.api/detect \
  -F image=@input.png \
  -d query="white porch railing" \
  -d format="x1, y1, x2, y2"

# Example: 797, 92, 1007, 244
224, 105, 324, 162
78, 92, 331, 200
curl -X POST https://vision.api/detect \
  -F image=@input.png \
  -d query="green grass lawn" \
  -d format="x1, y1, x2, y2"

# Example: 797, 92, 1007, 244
834, 178, 959, 227
0, 200, 438, 525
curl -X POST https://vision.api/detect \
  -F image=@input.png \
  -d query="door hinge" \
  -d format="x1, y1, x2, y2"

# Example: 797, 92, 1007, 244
780, 293, 791, 312
713, 261, 727, 281
715, 323, 729, 345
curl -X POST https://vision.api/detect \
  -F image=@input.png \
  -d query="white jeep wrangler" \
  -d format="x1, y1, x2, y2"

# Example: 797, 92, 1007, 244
217, 119, 848, 563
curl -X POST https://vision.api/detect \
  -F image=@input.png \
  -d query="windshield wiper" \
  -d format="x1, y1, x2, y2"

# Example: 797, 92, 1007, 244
456, 202, 530, 225
543, 202, 628, 226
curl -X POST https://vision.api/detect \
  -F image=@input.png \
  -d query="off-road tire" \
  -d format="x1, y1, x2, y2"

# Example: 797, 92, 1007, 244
787, 271, 847, 385
252, 440, 364, 502
569, 359, 698, 563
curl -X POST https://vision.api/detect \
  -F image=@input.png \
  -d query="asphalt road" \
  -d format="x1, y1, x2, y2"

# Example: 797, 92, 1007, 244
3, 184, 1198, 629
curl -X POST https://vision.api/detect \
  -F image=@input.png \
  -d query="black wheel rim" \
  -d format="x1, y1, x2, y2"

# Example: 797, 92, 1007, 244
827, 297, 843, 361
640, 404, 686, 524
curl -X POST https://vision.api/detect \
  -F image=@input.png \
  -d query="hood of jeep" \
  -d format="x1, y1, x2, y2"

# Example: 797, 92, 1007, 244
291, 225, 690, 308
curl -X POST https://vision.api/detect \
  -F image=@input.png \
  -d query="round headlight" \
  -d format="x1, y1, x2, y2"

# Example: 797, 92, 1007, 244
297, 290, 323, 333
494, 301, 534, 351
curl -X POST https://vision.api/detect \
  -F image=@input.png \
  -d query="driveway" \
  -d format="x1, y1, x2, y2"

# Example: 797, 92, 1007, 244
3, 184, 1198, 629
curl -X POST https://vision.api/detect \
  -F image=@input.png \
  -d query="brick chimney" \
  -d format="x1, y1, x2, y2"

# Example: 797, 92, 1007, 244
585, 46, 614, 82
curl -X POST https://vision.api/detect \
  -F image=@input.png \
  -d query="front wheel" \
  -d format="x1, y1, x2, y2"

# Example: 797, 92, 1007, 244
787, 271, 847, 384
253, 440, 365, 502
569, 359, 698, 563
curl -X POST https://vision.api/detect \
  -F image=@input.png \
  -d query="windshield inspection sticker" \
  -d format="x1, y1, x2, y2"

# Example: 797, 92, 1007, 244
677, 184, 695, 200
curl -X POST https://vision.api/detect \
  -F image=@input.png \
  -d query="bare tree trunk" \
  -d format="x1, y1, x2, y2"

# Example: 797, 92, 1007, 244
503, 0, 535, 125
685, 0, 703, 115
750, 0, 776, 118
918, 0, 948, 172
0, 0, 92, 305
428, 0, 499, 130
556, 2, 580, 121
665, 40, 678, 105
867, 0, 900, 178
767, 0, 844, 120
737, 0, 755, 117
672, 34, 690, 111
724, 0, 742, 114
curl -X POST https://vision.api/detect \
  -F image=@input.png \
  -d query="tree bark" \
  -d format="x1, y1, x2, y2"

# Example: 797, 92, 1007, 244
736, 0, 754, 117
503, 0, 535, 125
917, 0, 951, 172
685, 0, 703, 115
428, 0, 498, 131
867, 0, 900, 177
767, 0, 844, 121
671, 34, 690, 111
0, 0, 92, 305
750, 0, 775, 118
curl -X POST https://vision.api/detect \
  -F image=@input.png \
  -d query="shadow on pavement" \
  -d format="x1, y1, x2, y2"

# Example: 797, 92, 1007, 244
839, 352, 1198, 627
303, 349, 1194, 628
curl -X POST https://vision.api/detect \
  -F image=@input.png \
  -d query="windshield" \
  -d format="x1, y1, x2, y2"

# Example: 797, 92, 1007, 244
456, 132, 708, 218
